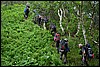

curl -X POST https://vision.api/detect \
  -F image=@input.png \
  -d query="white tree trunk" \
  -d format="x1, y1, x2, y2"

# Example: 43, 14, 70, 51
81, 1, 87, 45
89, 19, 93, 30
82, 23, 87, 45
75, 18, 80, 36
43, 22, 46, 30
62, 8, 66, 18
75, 4, 80, 36
91, 38, 99, 46
89, 1, 95, 31
58, 8, 64, 33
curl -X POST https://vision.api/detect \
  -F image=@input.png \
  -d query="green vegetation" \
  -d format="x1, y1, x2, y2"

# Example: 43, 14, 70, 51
1, 1, 99, 66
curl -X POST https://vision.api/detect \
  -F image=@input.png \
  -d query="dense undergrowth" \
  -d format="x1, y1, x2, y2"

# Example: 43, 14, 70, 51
1, 4, 99, 66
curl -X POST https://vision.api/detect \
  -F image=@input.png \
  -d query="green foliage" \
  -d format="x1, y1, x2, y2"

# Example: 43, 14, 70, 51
1, 1, 99, 66
1, 4, 63, 66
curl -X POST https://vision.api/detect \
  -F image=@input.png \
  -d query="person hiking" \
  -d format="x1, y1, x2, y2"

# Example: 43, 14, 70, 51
50, 22, 56, 36
78, 44, 89, 66
24, 3, 30, 19
54, 32, 60, 53
33, 9, 48, 27
33, 9, 40, 24
37, 15, 48, 27
42, 16, 48, 29
86, 43, 94, 59
37, 15, 42, 26
59, 38, 70, 64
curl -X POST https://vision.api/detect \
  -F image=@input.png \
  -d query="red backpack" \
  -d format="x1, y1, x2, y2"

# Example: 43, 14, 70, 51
54, 33, 60, 41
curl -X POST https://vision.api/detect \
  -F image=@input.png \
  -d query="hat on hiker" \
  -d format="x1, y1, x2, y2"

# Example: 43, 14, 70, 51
65, 38, 68, 41
26, 2, 30, 7
78, 44, 83, 48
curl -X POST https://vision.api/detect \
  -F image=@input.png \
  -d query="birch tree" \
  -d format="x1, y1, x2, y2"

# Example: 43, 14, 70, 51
81, 1, 87, 45
73, 1, 81, 36
58, 8, 64, 33
89, 1, 99, 46
88, 1, 95, 31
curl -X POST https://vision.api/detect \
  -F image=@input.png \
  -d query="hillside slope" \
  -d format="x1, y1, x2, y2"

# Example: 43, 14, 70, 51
1, 4, 63, 66
1, 4, 99, 66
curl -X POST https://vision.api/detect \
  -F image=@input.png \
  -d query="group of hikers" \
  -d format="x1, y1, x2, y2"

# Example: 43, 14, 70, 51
24, 3, 94, 66
50, 24, 94, 65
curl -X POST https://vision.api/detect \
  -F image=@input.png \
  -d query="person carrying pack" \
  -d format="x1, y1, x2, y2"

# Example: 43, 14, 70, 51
59, 38, 70, 64
54, 32, 60, 53
54, 33, 60, 42
24, 3, 30, 19
33, 10, 41, 25
86, 43, 94, 59
50, 23, 56, 36
78, 44, 89, 66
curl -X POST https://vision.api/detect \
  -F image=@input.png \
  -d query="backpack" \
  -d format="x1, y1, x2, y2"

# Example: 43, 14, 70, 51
24, 8, 27, 13
87, 48, 94, 59
60, 39, 70, 52
86, 44, 94, 58
81, 45, 94, 59
24, 7, 29, 14
51, 25, 56, 29
43, 17, 48, 23
54, 33, 60, 41
60, 39, 66, 50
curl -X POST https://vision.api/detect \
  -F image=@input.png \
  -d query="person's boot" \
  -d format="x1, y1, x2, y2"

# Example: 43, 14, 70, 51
85, 61, 89, 66
56, 48, 59, 53
57, 49, 59, 53
60, 56, 62, 60
64, 59, 67, 64
64, 61, 66, 64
